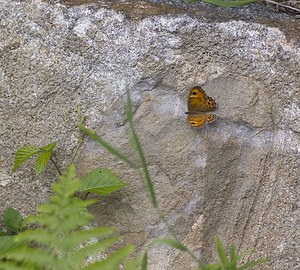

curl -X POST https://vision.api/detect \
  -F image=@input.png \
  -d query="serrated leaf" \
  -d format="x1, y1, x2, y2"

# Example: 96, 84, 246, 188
68, 236, 122, 267
4, 246, 59, 269
63, 227, 117, 250
150, 238, 188, 251
84, 245, 134, 270
79, 168, 125, 195
35, 142, 56, 175
35, 151, 52, 175
12, 145, 38, 173
40, 142, 56, 152
4, 208, 23, 234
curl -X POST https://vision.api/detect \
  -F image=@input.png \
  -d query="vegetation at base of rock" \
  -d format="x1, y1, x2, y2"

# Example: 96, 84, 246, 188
198, 236, 268, 269
0, 165, 137, 270
12, 144, 125, 197
4, 92, 267, 269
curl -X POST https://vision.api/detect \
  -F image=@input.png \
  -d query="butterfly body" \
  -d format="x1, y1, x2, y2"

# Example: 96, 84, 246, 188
186, 86, 217, 127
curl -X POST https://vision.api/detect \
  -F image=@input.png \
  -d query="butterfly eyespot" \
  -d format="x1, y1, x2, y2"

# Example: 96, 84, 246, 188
187, 86, 217, 128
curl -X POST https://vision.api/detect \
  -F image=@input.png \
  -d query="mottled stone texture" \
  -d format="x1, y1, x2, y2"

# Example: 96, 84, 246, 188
1, 1, 299, 269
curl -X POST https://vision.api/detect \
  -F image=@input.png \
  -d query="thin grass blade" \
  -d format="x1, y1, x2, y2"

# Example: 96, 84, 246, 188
215, 236, 229, 265
141, 252, 148, 270
237, 258, 268, 270
78, 124, 136, 168
150, 238, 188, 251
126, 90, 158, 208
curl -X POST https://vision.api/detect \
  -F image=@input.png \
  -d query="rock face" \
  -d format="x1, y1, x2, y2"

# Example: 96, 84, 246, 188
1, 1, 299, 269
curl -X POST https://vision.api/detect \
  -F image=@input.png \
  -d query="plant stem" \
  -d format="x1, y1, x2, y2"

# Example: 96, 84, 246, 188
50, 157, 62, 176
71, 132, 85, 164
263, 0, 300, 13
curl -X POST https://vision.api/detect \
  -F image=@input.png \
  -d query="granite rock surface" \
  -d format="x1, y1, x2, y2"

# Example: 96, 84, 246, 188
1, 1, 299, 269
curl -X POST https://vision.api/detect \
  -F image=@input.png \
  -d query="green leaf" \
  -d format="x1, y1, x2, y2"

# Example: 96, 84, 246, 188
79, 168, 125, 195
1, 164, 138, 270
12, 145, 38, 173
4, 208, 23, 234
126, 91, 158, 208
14, 229, 57, 247
199, 264, 222, 270
3, 246, 59, 269
35, 142, 56, 175
124, 258, 139, 270
184, 0, 257, 7
124, 254, 144, 270
0, 236, 26, 257
237, 258, 268, 270
84, 245, 134, 270
141, 252, 148, 270
230, 244, 236, 262
63, 227, 117, 250
39, 141, 56, 152
150, 238, 188, 251
78, 124, 136, 168
0, 236, 15, 255
215, 236, 229, 266
0, 261, 27, 270
35, 151, 51, 175
68, 236, 122, 267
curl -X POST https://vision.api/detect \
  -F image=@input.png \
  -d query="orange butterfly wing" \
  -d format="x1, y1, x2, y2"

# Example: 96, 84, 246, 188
187, 86, 217, 127
187, 86, 217, 112
187, 114, 216, 127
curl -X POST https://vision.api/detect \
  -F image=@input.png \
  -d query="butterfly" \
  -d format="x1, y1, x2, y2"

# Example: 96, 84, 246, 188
186, 86, 217, 127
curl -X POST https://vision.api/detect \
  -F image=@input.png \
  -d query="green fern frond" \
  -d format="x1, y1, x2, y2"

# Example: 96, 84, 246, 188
0, 165, 136, 270
68, 235, 122, 267
83, 245, 134, 270
198, 236, 267, 270
3, 246, 59, 269
63, 227, 117, 249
